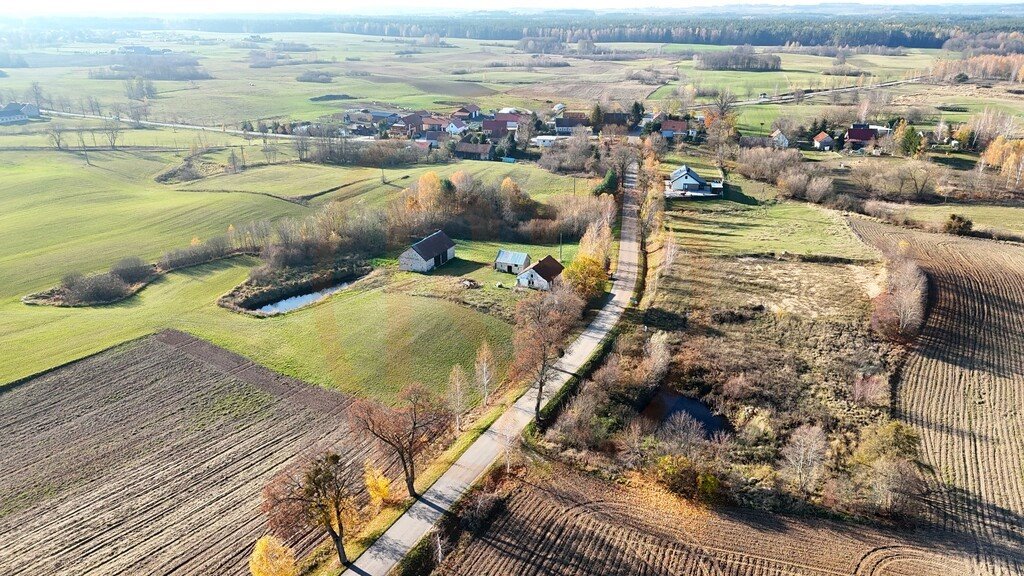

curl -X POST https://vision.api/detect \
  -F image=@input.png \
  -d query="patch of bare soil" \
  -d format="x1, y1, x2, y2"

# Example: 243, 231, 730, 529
851, 218, 1024, 575
0, 331, 388, 576
440, 465, 970, 576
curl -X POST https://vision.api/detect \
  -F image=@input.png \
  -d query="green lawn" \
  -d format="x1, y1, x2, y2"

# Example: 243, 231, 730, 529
665, 199, 875, 259
903, 203, 1024, 236
0, 148, 577, 402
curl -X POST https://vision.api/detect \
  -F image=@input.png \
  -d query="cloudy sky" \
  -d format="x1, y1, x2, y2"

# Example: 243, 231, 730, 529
2, 0, 1004, 17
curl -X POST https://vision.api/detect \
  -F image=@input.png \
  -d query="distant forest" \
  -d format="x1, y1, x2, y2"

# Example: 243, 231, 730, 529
6, 12, 1024, 49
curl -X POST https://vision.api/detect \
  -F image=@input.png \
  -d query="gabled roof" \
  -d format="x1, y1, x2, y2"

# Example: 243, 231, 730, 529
554, 116, 587, 128
456, 141, 493, 156
661, 119, 688, 131
846, 128, 877, 142
449, 119, 467, 129
423, 130, 449, 142
521, 255, 564, 282
495, 249, 530, 267
562, 111, 588, 121
602, 112, 630, 125
422, 117, 448, 126
771, 129, 785, 139
494, 112, 525, 123
669, 165, 708, 186
813, 131, 833, 143
410, 230, 455, 260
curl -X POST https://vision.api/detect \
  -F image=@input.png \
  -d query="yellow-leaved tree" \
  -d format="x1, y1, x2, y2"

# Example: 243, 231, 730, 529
563, 255, 609, 302
363, 463, 391, 510
248, 535, 297, 576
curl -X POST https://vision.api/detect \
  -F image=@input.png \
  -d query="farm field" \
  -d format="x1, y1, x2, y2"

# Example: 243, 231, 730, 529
850, 219, 1024, 575
439, 465, 970, 576
0, 149, 586, 400
0, 32, 945, 128
900, 203, 1024, 237
0, 330, 386, 575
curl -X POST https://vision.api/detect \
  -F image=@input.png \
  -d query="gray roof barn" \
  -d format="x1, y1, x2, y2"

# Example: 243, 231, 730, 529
411, 230, 455, 261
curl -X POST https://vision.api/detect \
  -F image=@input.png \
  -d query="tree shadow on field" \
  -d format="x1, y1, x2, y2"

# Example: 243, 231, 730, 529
424, 258, 485, 277
915, 486, 1024, 567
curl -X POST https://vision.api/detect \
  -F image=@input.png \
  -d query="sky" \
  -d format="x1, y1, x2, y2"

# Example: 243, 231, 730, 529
3, 0, 1015, 17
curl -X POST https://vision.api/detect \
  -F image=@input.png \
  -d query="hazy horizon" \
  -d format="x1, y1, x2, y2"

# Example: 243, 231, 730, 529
3, 0, 1023, 18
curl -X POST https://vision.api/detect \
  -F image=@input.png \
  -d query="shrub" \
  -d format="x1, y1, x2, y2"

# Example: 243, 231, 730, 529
110, 256, 152, 284
653, 454, 698, 497
159, 236, 231, 270
943, 213, 973, 235
61, 272, 131, 304
736, 147, 802, 182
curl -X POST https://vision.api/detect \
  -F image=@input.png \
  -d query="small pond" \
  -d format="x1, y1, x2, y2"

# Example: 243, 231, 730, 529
256, 282, 351, 315
642, 387, 732, 438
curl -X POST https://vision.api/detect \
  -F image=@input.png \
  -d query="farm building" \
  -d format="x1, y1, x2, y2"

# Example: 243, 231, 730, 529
455, 141, 494, 161
0, 102, 39, 125
660, 119, 689, 141
494, 249, 531, 274
665, 165, 723, 198
516, 255, 564, 291
845, 124, 878, 149
554, 116, 588, 134
451, 104, 482, 120
770, 129, 790, 149
399, 230, 456, 272
813, 132, 835, 151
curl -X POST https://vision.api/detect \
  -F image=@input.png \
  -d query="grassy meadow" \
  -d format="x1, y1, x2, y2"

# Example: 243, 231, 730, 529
0, 144, 580, 401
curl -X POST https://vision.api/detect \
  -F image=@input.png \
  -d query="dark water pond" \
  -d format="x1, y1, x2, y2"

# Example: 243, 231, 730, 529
256, 282, 351, 315
642, 387, 732, 438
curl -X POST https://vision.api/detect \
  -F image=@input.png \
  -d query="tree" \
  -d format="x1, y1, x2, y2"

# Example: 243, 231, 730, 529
47, 123, 66, 150
630, 101, 645, 125
512, 285, 584, 420
248, 535, 298, 576
474, 341, 495, 404
589, 103, 604, 128
605, 144, 638, 193
29, 81, 44, 109
711, 89, 738, 118
943, 213, 973, 235
780, 424, 827, 495
352, 383, 451, 497
261, 451, 360, 566
363, 463, 391, 510
448, 365, 468, 432
103, 120, 122, 149
563, 255, 608, 302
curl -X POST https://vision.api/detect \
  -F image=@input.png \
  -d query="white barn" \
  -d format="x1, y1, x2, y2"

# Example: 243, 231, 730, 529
494, 249, 531, 274
516, 255, 564, 291
398, 230, 456, 273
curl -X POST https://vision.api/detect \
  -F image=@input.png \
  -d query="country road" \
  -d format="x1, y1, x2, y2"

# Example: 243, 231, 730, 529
340, 167, 641, 576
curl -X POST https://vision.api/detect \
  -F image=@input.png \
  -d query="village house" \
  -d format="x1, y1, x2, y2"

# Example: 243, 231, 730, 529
481, 120, 509, 139
665, 165, 723, 198
554, 116, 588, 135
455, 141, 494, 160
451, 104, 482, 121
398, 230, 456, 272
493, 249, 531, 274
770, 129, 790, 149
813, 131, 835, 151
660, 119, 689, 141
419, 130, 451, 147
0, 102, 39, 125
446, 119, 468, 135
516, 255, 564, 291
845, 123, 878, 149
422, 117, 450, 132
601, 112, 630, 129
493, 112, 524, 131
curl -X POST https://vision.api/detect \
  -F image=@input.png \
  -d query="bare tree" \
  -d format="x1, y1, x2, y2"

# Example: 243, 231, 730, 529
448, 365, 468, 432
711, 89, 738, 118
474, 341, 495, 404
47, 123, 66, 150
352, 383, 451, 497
780, 424, 827, 495
29, 82, 44, 109
103, 120, 122, 149
512, 285, 584, 421
261, 450, 360, 566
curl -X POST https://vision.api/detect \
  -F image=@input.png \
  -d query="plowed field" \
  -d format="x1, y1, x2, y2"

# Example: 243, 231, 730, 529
0, 330, 381, 576
441, 467, 969, 576
850, 218, 1024, 576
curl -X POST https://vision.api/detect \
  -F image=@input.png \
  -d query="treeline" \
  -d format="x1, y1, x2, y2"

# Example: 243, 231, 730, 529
774, 43, 906, 57
87, 53, 211, 81
15, 14, 1024, 49
695, 47, 781, 71
931, 54, 1024, 83
943, 31, 1024, 55
0, 52, 29, 67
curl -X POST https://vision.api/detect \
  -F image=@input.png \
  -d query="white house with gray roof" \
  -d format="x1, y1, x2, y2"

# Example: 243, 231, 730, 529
665, 165, 723, 198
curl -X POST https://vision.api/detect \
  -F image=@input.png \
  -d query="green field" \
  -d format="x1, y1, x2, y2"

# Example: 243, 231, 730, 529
903, 203, 1024, 236
0, 147, 581, 400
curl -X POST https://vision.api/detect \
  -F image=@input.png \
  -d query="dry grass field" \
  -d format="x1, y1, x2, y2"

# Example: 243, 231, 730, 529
440, 465, 970, 576
850, 219, 1024, 576
0, 330, 386, 576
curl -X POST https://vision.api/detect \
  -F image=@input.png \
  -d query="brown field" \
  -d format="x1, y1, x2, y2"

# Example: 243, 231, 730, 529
440, 465, 970, 576
850, 218, 1024, 576
0, 330, 383, 576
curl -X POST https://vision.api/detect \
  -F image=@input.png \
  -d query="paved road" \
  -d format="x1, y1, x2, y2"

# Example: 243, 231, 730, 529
342, 169, 641, 576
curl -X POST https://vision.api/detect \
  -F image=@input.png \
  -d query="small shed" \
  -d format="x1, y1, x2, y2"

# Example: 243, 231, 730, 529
494, 249, 531, 274
516, 255, 564, 291
399, 230, 456, 273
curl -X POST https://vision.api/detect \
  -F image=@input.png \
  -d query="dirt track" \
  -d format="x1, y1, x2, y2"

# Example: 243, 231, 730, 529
441, 467, 969, 576
0, 330, 382, 576
850, 219, 1024, 576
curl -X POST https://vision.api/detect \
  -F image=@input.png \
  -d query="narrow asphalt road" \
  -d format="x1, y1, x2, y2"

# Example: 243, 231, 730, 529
341, 169, 641, 576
